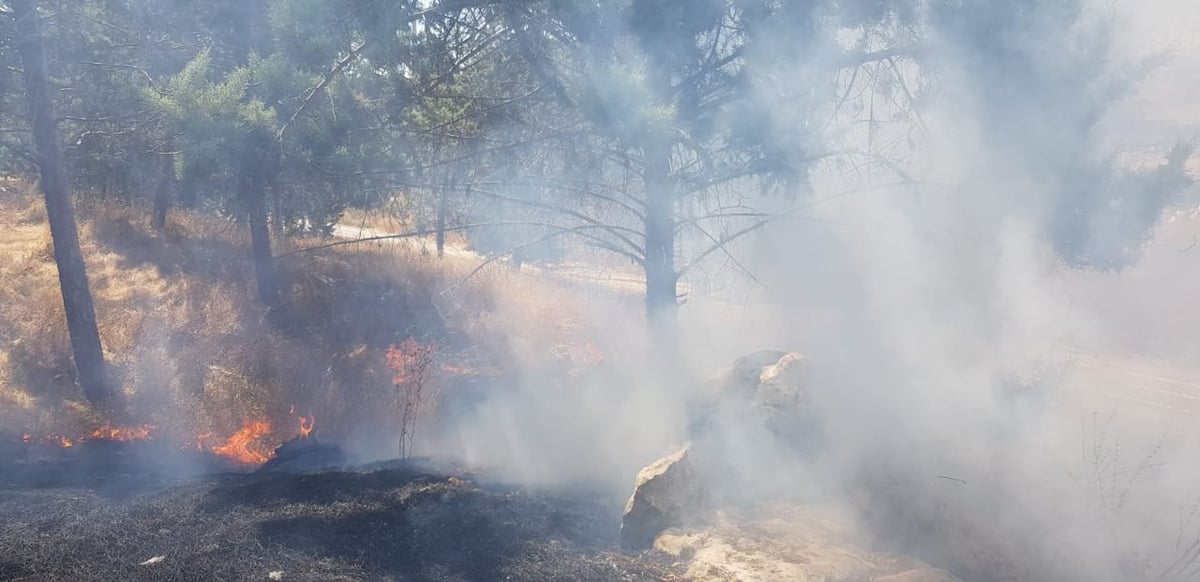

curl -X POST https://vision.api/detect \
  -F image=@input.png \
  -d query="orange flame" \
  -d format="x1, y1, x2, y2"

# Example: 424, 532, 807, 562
287, 405, 315, 438
17, 410, 310, 465
186, 432, 215, 452
297, 413, 315, 438
44, 433, 73, 448
210, 421, 274, 465
20, 423, 158, 448
91, 423, 155, 441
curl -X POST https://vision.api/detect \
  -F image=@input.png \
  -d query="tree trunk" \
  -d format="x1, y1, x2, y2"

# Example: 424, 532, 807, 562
268, 170, 286, 237
436, 187, 448, 258
244, 167, 280, 308
179, 175, 198, 208
13, 0, 115, 405
643, 130, 678, 329
151, 139, 174, 231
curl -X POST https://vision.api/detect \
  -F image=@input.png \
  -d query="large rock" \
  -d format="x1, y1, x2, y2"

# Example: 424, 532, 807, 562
752, 352, 813, 433
622, 351, 817, 551
700, 350, 794, 403
620, 443, 706, 551
691, 350, 812, 438
619, 352, 964, 580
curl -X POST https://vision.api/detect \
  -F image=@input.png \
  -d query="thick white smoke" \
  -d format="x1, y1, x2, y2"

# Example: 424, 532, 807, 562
422, 2, 1200, 579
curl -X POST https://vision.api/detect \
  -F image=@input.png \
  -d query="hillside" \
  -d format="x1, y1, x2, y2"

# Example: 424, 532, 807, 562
0, 182, 621, 462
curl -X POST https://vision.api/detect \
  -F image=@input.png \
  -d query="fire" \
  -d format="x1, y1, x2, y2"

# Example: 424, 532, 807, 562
19, 432, 74, 447
19, 423, 157, 448
296, 413, 315, 438
187, 407, 317, 464
18, 408, 316, 465
210, 421, 274, 465
91, 423, 155, 441
194, 432, 214, 451
288, 405, 315, 438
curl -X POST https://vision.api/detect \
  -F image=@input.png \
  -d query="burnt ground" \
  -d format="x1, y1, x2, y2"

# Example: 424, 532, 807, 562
0, 443, 677, 582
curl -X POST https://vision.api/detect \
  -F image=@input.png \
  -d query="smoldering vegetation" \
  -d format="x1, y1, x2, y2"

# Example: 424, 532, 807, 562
0, 465, 673, 581
1, 0, 1200, 581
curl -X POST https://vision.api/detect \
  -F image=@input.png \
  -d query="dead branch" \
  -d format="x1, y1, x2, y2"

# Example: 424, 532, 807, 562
466, 185, 647, 256
688, 223, 764, 287
677, 180, 911, 276
61, 61, 164, 95
277, 41, 369, 142
440, 223, 640, 295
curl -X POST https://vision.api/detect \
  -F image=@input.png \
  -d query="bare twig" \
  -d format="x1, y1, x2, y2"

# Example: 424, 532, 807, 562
677, 181, 909, 276
466, 185, 647, 256
277, 41, 368, 142
687, 222, 764, 287
440, 223, 637, 295
61, 61, 164, 95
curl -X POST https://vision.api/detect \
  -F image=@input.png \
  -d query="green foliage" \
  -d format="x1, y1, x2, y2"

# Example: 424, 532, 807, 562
0, 0, 1188, 274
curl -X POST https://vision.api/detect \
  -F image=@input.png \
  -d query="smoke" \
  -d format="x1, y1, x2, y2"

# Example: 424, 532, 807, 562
22, 0, 1188, 577
417, 1, 1200, 580
730, 1, 1200, 579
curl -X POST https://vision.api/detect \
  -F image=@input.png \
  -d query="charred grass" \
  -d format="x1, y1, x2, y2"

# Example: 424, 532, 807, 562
0, 465, 676, 581
0, 184, 657, 579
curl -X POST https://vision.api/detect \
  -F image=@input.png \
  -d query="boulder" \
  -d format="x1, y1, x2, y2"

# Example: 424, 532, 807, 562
623, 351, 816, 551
700, 350, 793, 403
689, 351, 819, 460
755, 352, 808, 409
692, 351, 811, 433
620, 443, 706, 551
752, 351, 811, 428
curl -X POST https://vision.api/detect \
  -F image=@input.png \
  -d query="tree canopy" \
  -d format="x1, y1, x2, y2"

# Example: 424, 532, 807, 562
0, 0, 1191, 322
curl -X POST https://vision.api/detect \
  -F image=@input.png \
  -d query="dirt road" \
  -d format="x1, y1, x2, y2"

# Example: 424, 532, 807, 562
1066, 351, 1200, 418
331, 221, 652, 295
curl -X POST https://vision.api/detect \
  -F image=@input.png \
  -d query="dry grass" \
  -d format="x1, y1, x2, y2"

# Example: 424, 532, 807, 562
0, 181, 621, 456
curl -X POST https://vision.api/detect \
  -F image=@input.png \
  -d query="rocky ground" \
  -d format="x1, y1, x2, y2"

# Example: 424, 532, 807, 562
653, 505, 958, 582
